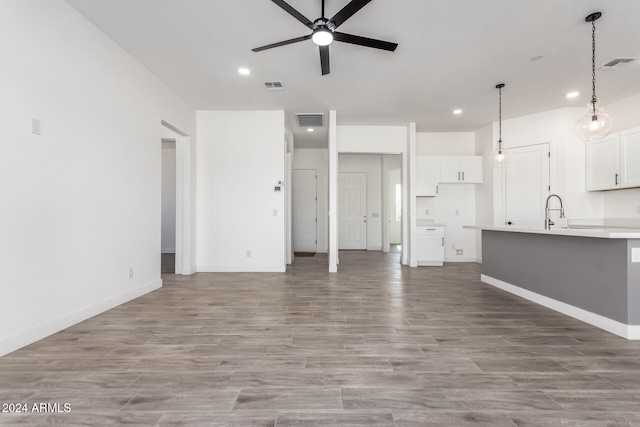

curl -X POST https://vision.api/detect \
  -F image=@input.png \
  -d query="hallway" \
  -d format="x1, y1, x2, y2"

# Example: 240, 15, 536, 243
2, 252, 640, 426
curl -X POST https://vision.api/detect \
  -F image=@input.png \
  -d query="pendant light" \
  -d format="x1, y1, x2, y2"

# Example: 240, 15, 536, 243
490, 83, 508, 168
575, 12, 613, 141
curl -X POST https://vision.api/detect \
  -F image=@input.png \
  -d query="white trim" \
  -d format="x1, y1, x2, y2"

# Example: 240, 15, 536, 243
481, 274, 640, 340
161, 248, 176, 254
0, 279, 162, 357
197, 266, 286, 273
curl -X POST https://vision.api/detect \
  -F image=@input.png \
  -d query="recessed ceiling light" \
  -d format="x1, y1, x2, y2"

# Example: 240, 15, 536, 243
238, 68, 250, 75
453, 109, 463, 115
566, 91, 579, 98
307, 128, 315, 132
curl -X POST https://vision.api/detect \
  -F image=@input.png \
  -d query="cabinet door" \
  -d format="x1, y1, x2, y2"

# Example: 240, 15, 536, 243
586, 135, 620, 191
621, 127, 640, 188
439, 157, 461, 183
415, 156, 440, 196
459, 156, 483, 183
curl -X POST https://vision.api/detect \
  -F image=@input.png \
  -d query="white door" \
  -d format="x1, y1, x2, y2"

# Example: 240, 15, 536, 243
505, 143, 550, 228
292, 169, 317, 253
339, 172, 367, 250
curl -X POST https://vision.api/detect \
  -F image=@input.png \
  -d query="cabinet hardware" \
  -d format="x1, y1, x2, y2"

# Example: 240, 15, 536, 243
441, 237, 444, 246
458, 172, 461, 181
615, 173, 619, 185
462, 171, 465, 181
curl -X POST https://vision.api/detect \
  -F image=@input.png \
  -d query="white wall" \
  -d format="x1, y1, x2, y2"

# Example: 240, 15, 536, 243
474, 92, 640, 261
196, 111, 286, 272
417, 132, 475, 155
338, 126, 406, 154
161, 140, 177, 253
416, 132, 478, 262
0, 0, 196, 356
474, 124, 494, 261
293, 149, 329, 253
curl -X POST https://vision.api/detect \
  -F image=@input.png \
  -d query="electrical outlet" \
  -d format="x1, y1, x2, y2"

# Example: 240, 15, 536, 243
128, 267, 134, 278
451, 244, 456, 250
455, 210, 459, 216
456, 249, 463, 255
246, 250, 252, 258
425, 209, 430, 215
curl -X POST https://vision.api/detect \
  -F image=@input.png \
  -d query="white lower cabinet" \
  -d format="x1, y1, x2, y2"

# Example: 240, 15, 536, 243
416, 225, 444, 266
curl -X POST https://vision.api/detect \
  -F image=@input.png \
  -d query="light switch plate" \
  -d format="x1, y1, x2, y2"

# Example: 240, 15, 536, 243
31, 118, 41, 135
632, 248, 640, 263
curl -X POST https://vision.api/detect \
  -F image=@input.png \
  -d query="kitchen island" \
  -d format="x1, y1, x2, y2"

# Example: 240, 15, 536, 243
466, 225, 640, 339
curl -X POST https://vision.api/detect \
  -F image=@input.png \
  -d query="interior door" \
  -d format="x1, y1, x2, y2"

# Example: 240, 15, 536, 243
292, 169, 317, 253
505, 143, 550, 228
338, 172, 367, 250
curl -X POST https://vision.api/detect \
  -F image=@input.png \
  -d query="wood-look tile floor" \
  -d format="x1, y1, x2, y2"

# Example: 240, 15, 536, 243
2, 251, 640, 426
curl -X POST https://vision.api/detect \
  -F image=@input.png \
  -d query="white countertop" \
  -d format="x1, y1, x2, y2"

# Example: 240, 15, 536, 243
464, 225, 640, 239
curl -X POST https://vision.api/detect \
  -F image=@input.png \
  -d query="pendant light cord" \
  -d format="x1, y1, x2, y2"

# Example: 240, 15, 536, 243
591, 18, 597, 114
498, 85, 503, 149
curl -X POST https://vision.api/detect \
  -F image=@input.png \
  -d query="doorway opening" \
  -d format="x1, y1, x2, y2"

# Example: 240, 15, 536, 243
292, 169, 318, 257
160, 120, 192, 276
161, 139, 176, 273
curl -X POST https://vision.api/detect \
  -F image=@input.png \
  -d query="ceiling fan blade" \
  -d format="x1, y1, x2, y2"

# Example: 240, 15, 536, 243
271, 0, 314, 29
333, 32, 398, 51
252, 34, 312, 52
330, 0, 372, 28
319, 45, 330, 75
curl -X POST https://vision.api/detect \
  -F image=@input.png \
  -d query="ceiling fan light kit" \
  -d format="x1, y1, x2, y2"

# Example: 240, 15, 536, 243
252, 0, 398, 75
575, 11, 613, 141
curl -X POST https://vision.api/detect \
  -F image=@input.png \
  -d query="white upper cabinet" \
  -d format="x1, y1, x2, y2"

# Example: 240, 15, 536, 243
439, 156, 483, 183
415, 156, 440, 196
621, 127, 640, 188
587, 125, 640, 191
586, 135, 621, 191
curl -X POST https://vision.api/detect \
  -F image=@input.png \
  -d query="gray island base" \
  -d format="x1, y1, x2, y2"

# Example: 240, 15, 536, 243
479, 228, 640, 339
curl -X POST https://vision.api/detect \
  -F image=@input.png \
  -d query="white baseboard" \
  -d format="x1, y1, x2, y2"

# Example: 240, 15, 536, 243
444, 256, 477, 263
481, 274, 640, 340
197, 265, 286, 273
161, 249, 176, 254
0, 279, 162, 357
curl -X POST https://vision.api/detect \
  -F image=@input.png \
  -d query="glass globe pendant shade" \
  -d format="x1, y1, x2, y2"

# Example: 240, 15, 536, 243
312, 29, 333, 46
490, 146, 508, 168
575, 103, 613, 141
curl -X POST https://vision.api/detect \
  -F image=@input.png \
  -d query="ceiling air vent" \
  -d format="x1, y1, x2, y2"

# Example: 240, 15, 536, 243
296, 113, 324, 127
599, 57, 638, 70
264, 81, 284, 90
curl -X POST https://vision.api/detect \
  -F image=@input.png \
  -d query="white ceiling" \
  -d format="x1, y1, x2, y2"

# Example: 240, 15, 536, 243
65, 0, 640, 148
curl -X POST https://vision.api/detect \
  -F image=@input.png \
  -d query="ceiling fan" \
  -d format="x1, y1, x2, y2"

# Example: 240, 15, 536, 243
252, 0, 398, 75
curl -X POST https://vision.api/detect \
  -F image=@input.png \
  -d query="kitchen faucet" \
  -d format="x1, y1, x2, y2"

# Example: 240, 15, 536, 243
544, 194, 565, 230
